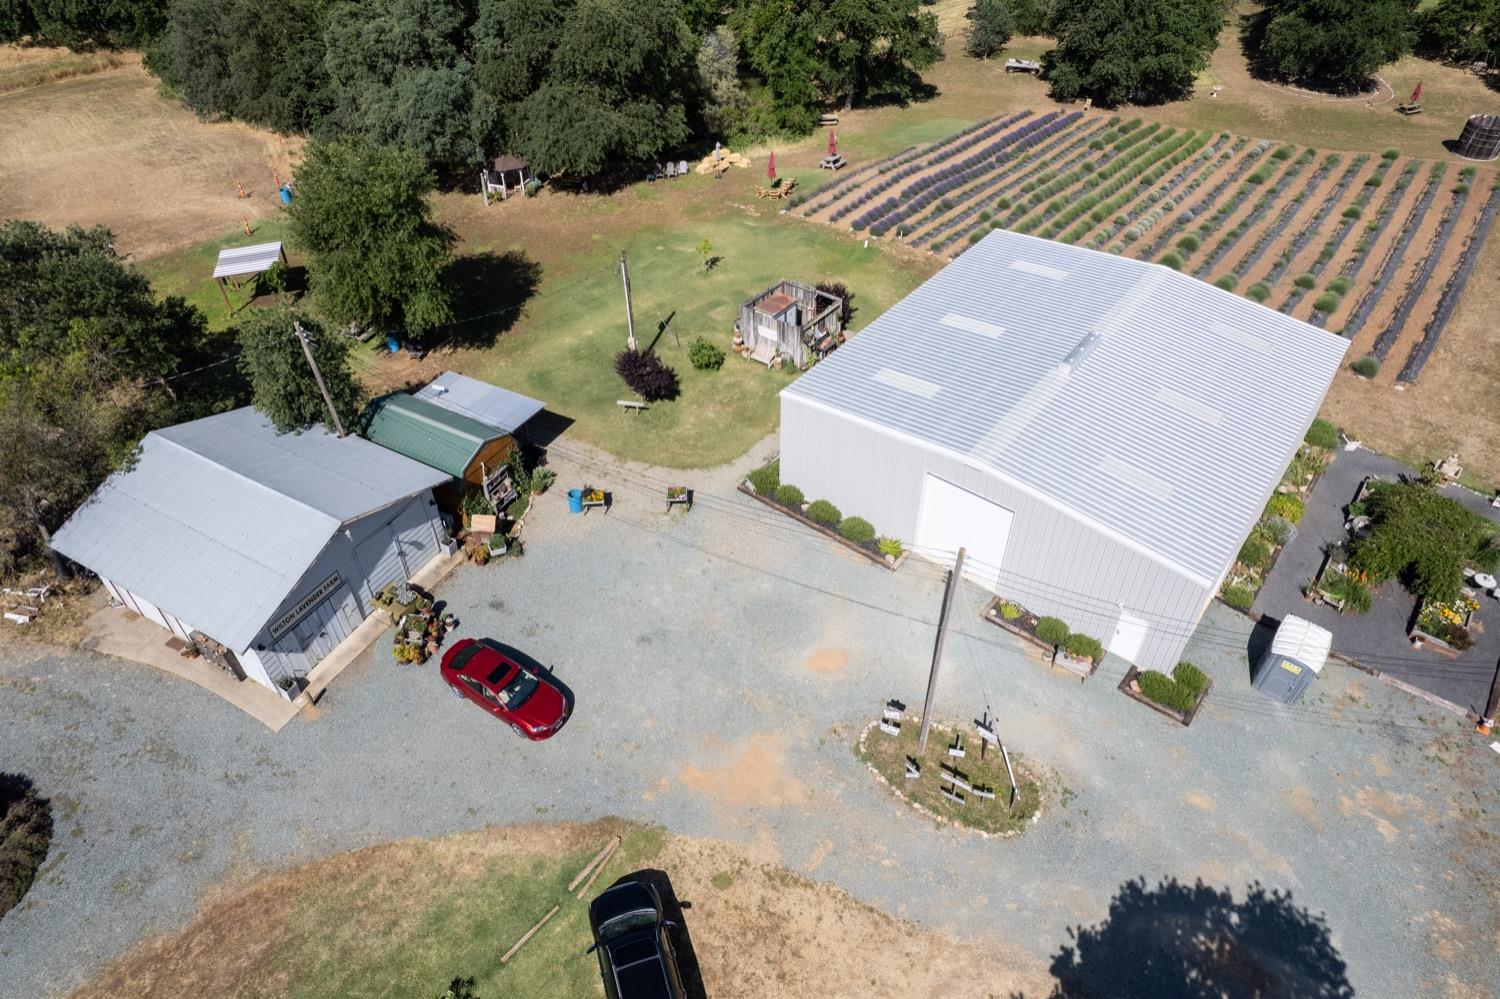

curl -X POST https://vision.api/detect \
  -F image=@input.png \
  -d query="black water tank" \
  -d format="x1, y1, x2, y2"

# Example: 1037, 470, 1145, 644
1457, 114, 1500, 161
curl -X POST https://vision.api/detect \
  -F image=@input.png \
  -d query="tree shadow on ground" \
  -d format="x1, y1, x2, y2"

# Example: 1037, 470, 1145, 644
1038, 877, 1354, 999
435, 250, 542, 351
604, 868, 707, 999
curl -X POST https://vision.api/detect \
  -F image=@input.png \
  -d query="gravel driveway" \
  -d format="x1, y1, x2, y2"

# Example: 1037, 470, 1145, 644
2, 441, 1498, 997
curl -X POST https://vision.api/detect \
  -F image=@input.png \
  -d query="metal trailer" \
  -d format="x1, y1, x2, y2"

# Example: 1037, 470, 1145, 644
1252, 615, 1332, 705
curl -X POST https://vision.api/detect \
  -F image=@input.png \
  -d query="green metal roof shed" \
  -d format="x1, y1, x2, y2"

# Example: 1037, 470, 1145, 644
362, 394, 508, 479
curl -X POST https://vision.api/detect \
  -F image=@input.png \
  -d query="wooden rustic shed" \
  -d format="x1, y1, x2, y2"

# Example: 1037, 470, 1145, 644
362, 394, 519, 514
736, 280, 844, 369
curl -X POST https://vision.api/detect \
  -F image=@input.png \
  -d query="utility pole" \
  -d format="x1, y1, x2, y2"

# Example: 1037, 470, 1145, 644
918, 547, 965, 755
1478, 654, 1500, 736
293, 321, 346, 438
620, 250, 637, 352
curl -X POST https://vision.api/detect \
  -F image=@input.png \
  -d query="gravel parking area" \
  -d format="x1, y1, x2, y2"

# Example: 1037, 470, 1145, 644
2, 441, 1498, 997
1254, 445, 1500, 717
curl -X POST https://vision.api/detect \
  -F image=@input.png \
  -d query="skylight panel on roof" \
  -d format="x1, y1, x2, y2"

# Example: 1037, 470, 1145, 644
1008, 259, 1069, 281
1211, 321, 1273, 355
1155, 387, 1224, 427
940, 314, 1006, 339
872, 368, 941, 399
1098, 455, 1175, 502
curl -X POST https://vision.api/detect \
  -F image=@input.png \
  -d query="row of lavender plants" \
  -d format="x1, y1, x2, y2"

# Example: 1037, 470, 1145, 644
1159, 145, 1296, 270
1278, 153, 1397, 315
1057, 129, 1217, 245
1139, 141, 1272, 257
1369, 181, 1470, 360
858, 112, 1072, 237
1339, 163, 1447, 343
1257, 155, 1365, 294
1081, 133, 1234, 248
994, 127, 1156, 230
1310, 160, 1420, 328
827, 111, 1032, 223
898, 116, 1102, 237
1222, 154, 1344, 287
925, 118, 1116, 251
1190, 148, 1319, 279
1398, 185, 1500, 381
1015, 126, 1180, 235
1111, 140, 1246, 252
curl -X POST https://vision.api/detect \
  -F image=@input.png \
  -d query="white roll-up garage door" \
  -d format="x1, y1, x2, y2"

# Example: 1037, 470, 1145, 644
915, 474, 1015, 591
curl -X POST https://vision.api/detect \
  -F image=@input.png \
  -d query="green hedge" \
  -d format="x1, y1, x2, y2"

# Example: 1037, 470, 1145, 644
1304, 418, 1339, 450
1035, 616, 1070, 646
1351, 355, 1380, 377
838, 516, 875, 543
1064, 633, 1105, 662
1221, 585, 1255, 609
774, 483, 804, 506
806, 499, 841, 525
747, 460, 779, 494
1137, 661, 1209, 714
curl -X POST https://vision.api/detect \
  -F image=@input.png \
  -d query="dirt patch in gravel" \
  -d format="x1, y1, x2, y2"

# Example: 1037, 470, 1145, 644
806, 648, 849, 674
679, 732, 809, 809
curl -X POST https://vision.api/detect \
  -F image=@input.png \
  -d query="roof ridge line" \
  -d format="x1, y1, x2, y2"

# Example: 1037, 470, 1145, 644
152, 429, 342, 530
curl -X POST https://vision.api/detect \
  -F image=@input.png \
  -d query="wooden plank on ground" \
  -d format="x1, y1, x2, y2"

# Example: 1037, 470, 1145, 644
501, 904, 560, 964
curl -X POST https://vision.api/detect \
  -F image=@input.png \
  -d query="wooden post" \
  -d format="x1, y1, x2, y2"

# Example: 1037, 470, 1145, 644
294, 321, 347, 437
218, 277, 233, 318
918, 547, 965, 755
1478, 654, 1500, 735
620, 250, 638, 352
480, 170, 489, 206
500, 905, 560, 964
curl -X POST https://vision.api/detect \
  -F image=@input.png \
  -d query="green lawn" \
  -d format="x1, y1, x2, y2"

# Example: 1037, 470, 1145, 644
271, 823, 664, 999
441, 209, 932, 469
139, 216, 291, 332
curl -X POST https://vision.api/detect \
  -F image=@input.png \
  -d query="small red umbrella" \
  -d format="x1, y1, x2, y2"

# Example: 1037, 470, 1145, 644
767, 150, 777, 180
828, 130, 838, 156
1410, 80, 1423, 104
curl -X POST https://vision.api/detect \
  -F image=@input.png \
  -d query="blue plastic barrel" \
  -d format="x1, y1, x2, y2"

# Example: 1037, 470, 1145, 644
567, 489, 584, 514
279, 185, 293, 205
386, 335, 400, 353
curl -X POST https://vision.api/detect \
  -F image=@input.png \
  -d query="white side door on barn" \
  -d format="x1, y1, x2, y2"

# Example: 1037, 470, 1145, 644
914, 474, 1015, 591
1108, 609, 1151, 664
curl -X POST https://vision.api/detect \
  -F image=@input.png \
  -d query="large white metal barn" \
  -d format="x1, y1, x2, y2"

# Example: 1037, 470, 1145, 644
780, 230, 1348, 670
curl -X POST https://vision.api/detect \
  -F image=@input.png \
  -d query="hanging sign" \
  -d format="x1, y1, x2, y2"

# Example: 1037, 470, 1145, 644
268, 573, 342, 639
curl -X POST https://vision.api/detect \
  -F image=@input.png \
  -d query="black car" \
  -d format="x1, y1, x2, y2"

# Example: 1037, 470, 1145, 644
587, 880, 687, 999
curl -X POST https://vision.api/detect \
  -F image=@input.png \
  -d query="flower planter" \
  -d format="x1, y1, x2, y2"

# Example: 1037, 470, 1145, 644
739, 481, 905, 571
982, 597, 1055, 656
1410, 597, 1477, 654
1117, 665, 1212, 728
1051, 648, 1099, 680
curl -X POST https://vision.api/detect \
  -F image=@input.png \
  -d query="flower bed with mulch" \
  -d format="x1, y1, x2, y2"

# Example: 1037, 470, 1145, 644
1118, 663, 1213, 727
739, 480, 906, 571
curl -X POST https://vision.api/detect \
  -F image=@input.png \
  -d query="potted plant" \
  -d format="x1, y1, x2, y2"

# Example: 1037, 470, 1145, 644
438, 526, 459, 556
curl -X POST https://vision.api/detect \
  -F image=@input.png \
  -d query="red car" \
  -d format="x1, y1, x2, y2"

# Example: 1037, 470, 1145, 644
440, 639, 569, 739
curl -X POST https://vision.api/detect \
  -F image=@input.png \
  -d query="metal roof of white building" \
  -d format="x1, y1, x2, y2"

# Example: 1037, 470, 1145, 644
783, 230, 1349, 584
51, 408, 447, 651
413, 372, 545, 433
212, 241, 283, 279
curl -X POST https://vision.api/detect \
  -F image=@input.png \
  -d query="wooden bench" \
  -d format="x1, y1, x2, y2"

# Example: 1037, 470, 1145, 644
616, 400, 648, 414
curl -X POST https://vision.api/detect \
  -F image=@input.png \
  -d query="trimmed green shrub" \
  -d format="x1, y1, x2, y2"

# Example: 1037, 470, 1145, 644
1064, 633, 1105, 662
1304, 418, 1339, 451
805, 499, 841, 525
688, 336, 725, 371
996, 196, 1012, 210
1221, 585, 1255, 610
1266, 494, 1305, 524
1137, 670, 1196, 713
747, 460, 779, 494
1247, 168, 1270, 184
1159, 251, 1184, 271
1034, 616, 1070, 646
1313, 292, 1341, 312
1381, 148, 1400, 160
978, 210, 992, 223
1214, 274, 1237, 292
838, 516, 876, 543
1177, 234, 1200, 252
1459, 165, 1476, 179
1272, 145, 1294, 160
1238, 537, 1272, 569
774, 483, 804, 506
1351, 354, 1380, 378
1294, 273, 1317, 290
1326, 276, 1351, 295
1364, 175, 1383, 187
878, 537, 904, 558
1342, 207, 1362, 220
1174, 661, 1209, 695
1454, 183, 1470, 195
968, 230, 985, 243
1246, 283, 1270, 303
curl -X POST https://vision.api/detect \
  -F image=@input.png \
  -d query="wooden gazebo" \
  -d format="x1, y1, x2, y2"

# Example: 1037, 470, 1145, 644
481, 155, 534, 204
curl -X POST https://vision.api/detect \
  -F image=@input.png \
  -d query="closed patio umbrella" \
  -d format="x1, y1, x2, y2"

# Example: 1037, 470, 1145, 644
767, 150, 776, 179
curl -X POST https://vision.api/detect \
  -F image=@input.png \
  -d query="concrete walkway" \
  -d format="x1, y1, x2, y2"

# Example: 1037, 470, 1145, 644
1254, 445, 1500, 717
3, 443, 1498, 998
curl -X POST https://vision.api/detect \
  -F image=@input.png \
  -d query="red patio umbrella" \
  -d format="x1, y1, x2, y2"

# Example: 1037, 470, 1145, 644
767, 150, 777, 179
828, 130, 838, 156
1409, 80, 1423, 104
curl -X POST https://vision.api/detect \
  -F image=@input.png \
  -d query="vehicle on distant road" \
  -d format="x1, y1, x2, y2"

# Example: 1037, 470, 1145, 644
587, 880, 687, 999
439, 639, 568, 739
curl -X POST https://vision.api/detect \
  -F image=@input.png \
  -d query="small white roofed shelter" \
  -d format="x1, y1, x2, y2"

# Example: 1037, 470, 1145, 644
212, 241, 286, 317
481, 154, 534, 204
780, 229, 1348, 672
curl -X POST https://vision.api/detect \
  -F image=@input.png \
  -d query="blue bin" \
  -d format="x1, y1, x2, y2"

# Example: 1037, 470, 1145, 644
279, 185, 293, 205
386, 335, 400, 353
567, 489, 584, 514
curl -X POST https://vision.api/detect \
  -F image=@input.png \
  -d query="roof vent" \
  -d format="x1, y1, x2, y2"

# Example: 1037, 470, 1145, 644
1058, 332, 1102, 374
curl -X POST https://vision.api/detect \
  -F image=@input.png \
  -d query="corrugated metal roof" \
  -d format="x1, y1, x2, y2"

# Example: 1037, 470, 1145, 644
362, 394, 504, 478
413, 372, 545, 433
212, 242, 283, 279
51, 408, 447, 650
782, 230, 1349, 583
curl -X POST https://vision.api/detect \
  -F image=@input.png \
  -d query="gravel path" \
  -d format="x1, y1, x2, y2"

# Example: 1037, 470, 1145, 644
3, 441, 1498, 997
